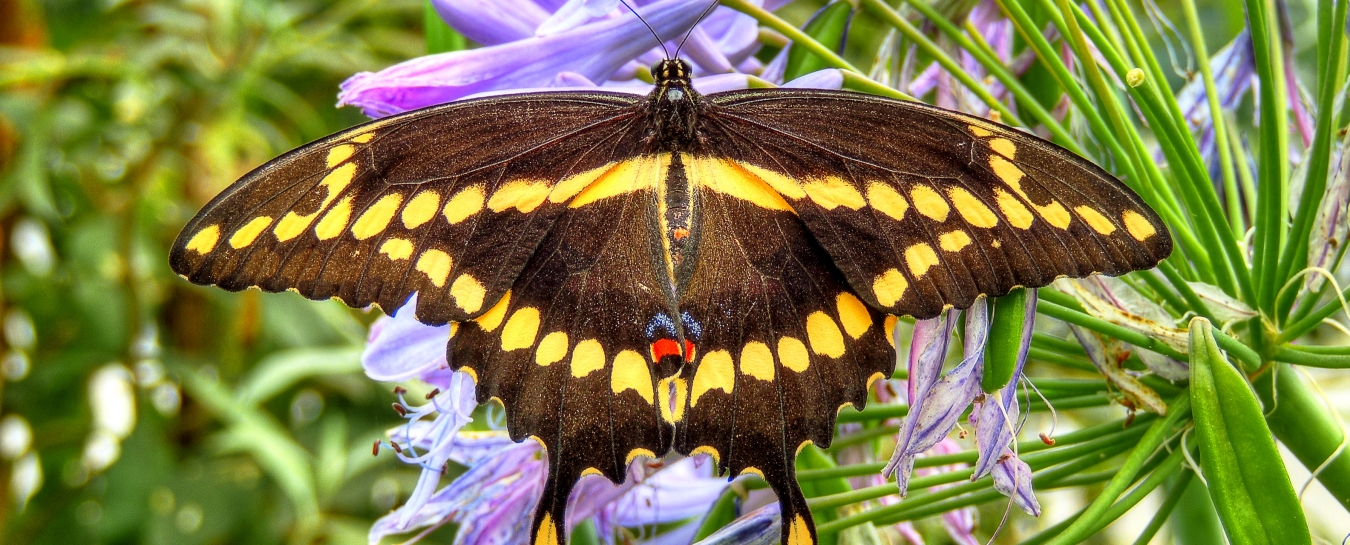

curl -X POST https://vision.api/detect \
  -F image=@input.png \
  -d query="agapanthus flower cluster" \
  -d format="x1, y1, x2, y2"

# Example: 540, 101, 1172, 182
353, 1, 1058, 543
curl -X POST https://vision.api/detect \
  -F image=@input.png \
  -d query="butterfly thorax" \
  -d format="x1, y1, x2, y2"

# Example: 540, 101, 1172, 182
645, 59, 703, 152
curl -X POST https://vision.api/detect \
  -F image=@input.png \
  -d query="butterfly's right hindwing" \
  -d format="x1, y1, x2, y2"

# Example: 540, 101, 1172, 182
170, 92, 644, 324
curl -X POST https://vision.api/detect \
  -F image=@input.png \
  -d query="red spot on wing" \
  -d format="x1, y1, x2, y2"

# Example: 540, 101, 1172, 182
651, 338, 682, 362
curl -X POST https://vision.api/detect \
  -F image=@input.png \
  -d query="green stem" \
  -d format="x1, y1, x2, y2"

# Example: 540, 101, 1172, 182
1179, 0, 1242, 238
720, 0, 861, 74
1271, 345, 1350, 368
1254, 364, 1350, 509
1043, 394, 1192, 545
858, 0, 1024, 127
1131, 470, 1194, 545
1247, 0, 1291, 315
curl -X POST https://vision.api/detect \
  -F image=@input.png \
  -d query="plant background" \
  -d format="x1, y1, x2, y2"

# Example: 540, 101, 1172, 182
0, 0, 1346, 544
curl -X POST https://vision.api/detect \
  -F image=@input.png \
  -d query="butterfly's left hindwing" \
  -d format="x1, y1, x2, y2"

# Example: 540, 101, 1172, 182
170, 92, 644, 324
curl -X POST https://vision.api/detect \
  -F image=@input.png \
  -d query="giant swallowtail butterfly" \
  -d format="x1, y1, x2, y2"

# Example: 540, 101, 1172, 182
171, 54, 1170, 543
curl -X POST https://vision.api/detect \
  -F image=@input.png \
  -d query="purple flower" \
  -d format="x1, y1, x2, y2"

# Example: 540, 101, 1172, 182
695, 503, 782, 545
340, 0, 784, 117
363, 298, 727, 544
340, 0, 707, 117
971, 290, 1035, 479
883, 301, 985, 495
990, 449, 1039, 516
1308, 138, 1350, 292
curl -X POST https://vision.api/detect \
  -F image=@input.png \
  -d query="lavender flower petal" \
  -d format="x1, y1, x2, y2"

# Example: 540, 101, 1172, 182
1309, 138, 1350, 291
536, 0, 621, 36
991, 450, 1040, 516
782, 69, 844, 90
694, 503, 781, 545
972, 290, 1035, 478
885, 304, 988, 495
340, 0, 707, 117
431, 0, 554, 45
362, 295, 449, 382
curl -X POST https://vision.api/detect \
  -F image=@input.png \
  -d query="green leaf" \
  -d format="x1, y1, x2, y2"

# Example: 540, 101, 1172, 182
1189, 317, 1311, 545
783, 1, 852, 82
983, 288, 1028, 392
692, 487, 741, 541
424, 0, 467, 54
235, 346, 364, 405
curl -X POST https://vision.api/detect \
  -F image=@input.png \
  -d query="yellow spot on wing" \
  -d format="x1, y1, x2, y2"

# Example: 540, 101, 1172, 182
990, 156, 1071, 229
314, 197, 353, 240
691, 445, 721, 464
739, 342, 775, 382
657, 376, 687, 423
867, 371, 886, 390
581, 467, 603, 477
443, 186, 486, 224
990, 155, 1025, 187
535, 513, 559, 545
475, 290, 511, 331
274, 211, 317, 242
459, 365, 478, 383
835, 293, 872, 339
802, 176, 865, 210
689, 157, 794, 212
351, 194, 403, 240
884, 315, 898, 347
414, 249, 451, 284
535, 331, 568, 366
379, 238, 414, 261
691, 350, 734, 406
488, 180, 551, 213
349, 132, 374, 144
939, 230, 972, 252
451, 274, 487, 313
968, 125, 993, 137
611, 350, 654, 403
570, 339, 606, 378
318, 163, 357, 209
186, 225, 220, 254
548, 163, 616, 203
789, 515, 814, 545
910, 185, 950, 221
402, 190, 441, 229
806, 312, 846, 358
740, 467, 765, 479
989, 138, 1016, 159
570, 155, 666, 208
866, 183, 909, 221
994, 188, 1034, 229
326, 145, 354, 168
1075, 206, 1117, 235
737, 161, 805, 199
229, 217, 274, 249
777, 337, 810, 373
948, 187, 999, 228
626, 448, 656, 464
501, 307, 541, 351
872, 268, 909, 307
905, 243, 940, 278
1122, 210, 1157, 240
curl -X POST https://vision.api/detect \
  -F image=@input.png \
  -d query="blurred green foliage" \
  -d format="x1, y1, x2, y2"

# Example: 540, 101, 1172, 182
0, 0, 437, 543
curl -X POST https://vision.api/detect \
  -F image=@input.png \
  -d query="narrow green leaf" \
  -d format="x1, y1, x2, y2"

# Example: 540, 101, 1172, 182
796, 444, 846, 544
1189, 317, 1311, 545
783, 2, 852, 82
693, 487, 741, 541
983, 288, 1028, 392
424, 0, 467, 54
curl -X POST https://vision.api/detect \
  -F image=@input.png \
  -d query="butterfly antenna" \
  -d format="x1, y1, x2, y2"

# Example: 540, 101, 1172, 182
674, 0, 721, 59
618, 0, 670, 59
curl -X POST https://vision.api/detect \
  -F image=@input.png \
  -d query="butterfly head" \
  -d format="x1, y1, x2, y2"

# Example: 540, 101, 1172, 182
652, 58, 692, 84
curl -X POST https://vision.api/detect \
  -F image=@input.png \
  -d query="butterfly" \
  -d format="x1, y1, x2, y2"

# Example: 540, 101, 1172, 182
170, 55, 1170, 544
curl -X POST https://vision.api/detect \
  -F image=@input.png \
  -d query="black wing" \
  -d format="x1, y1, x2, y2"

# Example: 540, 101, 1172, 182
170, 92, 645, 324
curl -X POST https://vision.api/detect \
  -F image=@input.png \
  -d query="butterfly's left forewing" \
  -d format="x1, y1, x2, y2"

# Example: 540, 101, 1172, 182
170, 92, 644, 324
